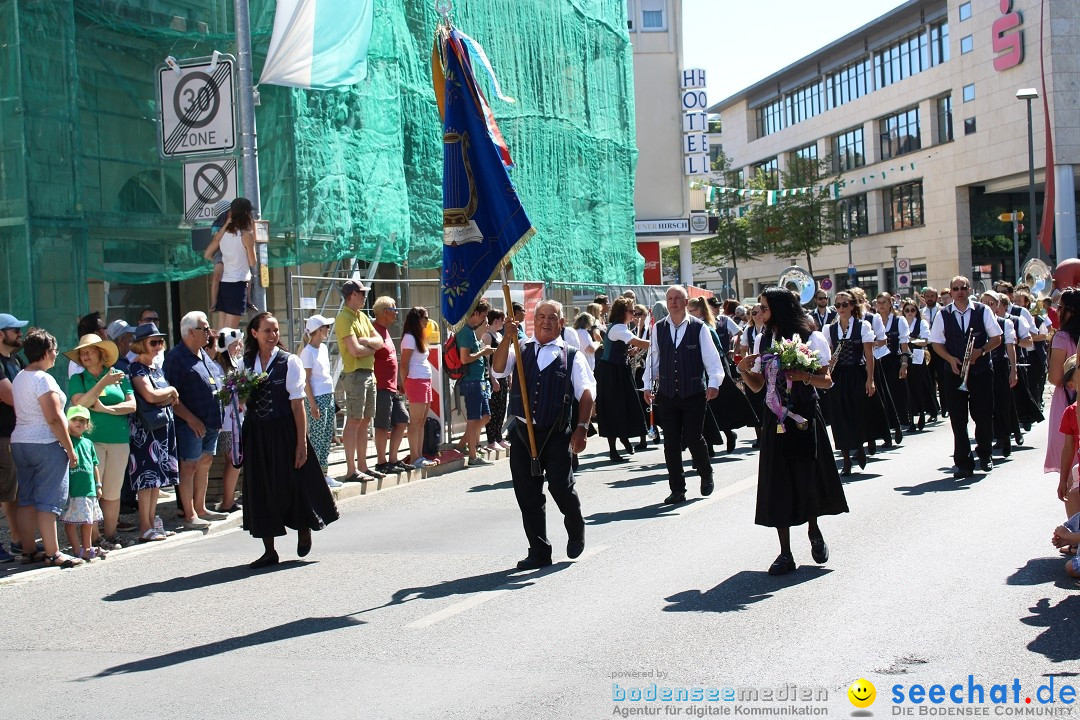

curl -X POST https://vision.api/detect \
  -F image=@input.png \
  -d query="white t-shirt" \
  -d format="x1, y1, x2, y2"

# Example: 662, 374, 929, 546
300, 343, 334, 397
824, 319, 875, 347
399, 333, 432, 379
220, 230, 252, 282
11, 370, 66, 444
576, 328, 598, 370
606, 323, 635, 343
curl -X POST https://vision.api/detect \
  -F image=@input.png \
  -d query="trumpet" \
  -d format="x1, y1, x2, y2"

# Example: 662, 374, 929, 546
957, 329, 975, 393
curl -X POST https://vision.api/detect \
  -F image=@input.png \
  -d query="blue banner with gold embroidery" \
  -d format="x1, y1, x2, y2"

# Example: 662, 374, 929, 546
434, 27, 535, 331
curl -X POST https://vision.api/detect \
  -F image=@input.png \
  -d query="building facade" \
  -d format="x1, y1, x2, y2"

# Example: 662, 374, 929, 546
702, 0, 1079, 299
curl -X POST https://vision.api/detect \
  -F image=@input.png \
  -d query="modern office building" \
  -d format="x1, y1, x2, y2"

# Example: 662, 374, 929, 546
702, 0, 1079, 298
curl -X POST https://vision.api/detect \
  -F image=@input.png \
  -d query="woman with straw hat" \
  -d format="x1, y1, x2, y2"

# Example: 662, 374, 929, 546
66, 333, 135, 549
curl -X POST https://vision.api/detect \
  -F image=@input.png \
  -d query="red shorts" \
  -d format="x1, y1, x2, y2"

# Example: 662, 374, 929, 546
405, 377, 432, 405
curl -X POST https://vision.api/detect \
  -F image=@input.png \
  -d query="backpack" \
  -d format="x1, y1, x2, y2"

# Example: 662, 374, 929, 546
443, 333, 465, 380
423, 417, 442, 456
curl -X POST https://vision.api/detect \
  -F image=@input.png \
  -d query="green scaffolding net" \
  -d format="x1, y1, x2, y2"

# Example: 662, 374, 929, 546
0, 0, 640, 334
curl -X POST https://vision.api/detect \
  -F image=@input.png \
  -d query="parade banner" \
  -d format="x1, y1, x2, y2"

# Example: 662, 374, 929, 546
434, 27, 536, 331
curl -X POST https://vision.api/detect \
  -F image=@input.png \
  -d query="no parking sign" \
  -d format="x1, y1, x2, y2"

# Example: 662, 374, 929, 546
183, 159, 237, 223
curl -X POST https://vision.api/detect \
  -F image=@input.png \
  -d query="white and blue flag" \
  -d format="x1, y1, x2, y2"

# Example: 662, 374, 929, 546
259, 0, 374, 89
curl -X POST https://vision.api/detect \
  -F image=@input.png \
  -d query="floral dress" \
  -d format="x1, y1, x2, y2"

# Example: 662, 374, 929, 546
127, 361, 179, 490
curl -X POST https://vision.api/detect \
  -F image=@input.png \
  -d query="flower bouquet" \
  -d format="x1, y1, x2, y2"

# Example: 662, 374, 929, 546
760, 338, 823, 433
215, 368, 267, 466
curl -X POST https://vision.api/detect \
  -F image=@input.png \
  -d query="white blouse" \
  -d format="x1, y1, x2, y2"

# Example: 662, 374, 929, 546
253, 348, 306, 400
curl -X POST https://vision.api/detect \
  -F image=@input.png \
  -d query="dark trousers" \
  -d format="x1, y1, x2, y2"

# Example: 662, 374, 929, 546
509, 423, 584, 560
928, 352, 947, 416
944, 367, 994, 470
656, 391, 712, 492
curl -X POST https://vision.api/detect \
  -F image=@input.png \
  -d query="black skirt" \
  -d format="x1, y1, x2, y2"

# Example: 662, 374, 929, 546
826, 364, 868, 451
879, 354, 909, 425
755, 388, 848, 528
595, 358, 647, 439
1013, 364, 1045, 426
242, 414, 340, 539
906, 360, 939, 417
867, 359, 901, 441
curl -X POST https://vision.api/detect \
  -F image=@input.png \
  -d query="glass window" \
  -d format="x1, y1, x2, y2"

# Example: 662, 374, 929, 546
960, 35, 973, 54
964, 117, 977, 135
962, 84, 975, 102
930, 22, 950, 66
784, 80, 823, 126
752, 157, 779, 189
875, 30, 929, 89
884, 181, 924, 230
726, 169, 745, 189
879, 107, 921, 160
755, 98, 785, 138
959, 2, 972, 21
626, 0, 634, 30
640, 0, 665, 30
833, 127, 865, 172
837, 194, 869, 238
826, 57, 874, 109
937, 95, 954, 143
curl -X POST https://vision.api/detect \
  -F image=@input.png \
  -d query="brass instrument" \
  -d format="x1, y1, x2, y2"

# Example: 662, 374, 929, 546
957, 328, 975, 393
1019, 257, 1052, 301
778, 266, 817, 305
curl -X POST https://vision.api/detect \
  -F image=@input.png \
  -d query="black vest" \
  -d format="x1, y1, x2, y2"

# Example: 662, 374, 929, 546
1007, 306, 1028, 359
883, 314, 902, 355
715, 321, 731, 355
813, 308, 837, 331
1031, 315, 1048, 360
250, 351, 293, 420
942, 302, 992, 375
655, 317, 707, 399
508, 343, 578, 429
829, 321, 865, 367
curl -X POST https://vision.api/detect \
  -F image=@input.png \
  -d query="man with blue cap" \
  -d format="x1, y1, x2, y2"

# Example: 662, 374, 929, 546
0, 313, 29, 562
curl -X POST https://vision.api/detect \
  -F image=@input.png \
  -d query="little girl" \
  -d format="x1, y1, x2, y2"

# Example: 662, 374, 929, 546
62, 406, 105, 561
300, 315, 338, 487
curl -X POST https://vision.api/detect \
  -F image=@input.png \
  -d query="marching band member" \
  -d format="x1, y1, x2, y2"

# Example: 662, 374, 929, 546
901, 299, 939, 430
856, 288, 901, 450
981, 292, 1020, 458
810, 290, 837, 331
930, 276, 1002, 479
823, 291, 876, 476
594, 298, 649, 463
875, 293, 912, 432
642, 286, 723, 505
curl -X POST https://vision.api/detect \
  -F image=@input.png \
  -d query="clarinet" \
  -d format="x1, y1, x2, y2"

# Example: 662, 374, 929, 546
828, 339, 845, 374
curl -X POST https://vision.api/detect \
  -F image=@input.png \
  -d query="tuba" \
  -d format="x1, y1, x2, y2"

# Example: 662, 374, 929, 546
1019, 257, 1053, 301
778, 266, 817, 305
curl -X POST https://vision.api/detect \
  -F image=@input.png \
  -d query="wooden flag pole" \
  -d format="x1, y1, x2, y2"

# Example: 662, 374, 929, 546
500, 266, 540, 471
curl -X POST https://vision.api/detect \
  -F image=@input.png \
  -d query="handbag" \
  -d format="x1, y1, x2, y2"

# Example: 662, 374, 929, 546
134, 370, 171, 430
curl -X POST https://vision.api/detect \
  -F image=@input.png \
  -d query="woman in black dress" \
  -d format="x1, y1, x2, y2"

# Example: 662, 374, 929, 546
689, 297, 758, 455
595, 298, 649, 462
901, 299, 939, 431
823, 291, 877, 476
737, 288, 848, 576
739, 304, 768, 449
243, 312, 339, 568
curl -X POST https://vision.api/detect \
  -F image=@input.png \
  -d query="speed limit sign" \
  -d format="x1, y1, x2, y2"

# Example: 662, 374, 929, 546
157, 55, 237, 158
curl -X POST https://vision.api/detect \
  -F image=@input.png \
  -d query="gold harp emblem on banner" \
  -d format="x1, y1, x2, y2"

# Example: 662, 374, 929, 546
443, 131, 484, 245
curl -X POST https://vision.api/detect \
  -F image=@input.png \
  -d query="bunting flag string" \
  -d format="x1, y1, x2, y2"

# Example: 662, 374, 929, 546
694, 161, 918, 204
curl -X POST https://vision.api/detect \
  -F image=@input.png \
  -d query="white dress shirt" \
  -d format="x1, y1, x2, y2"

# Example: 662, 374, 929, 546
641, 316, 724, 392
907, 318, 929, 365
824, 319, 875, 348
492, 337, 596, 422
928, 302, 1004, 345
751, 331, 832, 372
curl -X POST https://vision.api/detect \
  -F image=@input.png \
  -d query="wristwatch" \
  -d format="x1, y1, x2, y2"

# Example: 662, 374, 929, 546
576, 422, 589, 431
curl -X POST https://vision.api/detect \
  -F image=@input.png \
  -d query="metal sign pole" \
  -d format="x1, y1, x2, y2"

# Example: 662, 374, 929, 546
234, 0, 265, 312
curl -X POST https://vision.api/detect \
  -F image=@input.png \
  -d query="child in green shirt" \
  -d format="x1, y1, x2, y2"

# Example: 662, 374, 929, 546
60, 406, 105, 561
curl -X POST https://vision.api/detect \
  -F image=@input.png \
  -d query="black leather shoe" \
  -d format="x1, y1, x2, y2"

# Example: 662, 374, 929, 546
1015, 432, 1024, 446
918, 415, 925, 431
609, 453, 629, 463
810, 537, 829, 564
979, 456, 993, 472
840, 459, 851, 476
663, 492, 686, 504
953, 466, 974, 479
701, 476, 714, 497
622, 439, 635, 455
895, 428, 903, 444
867, 440, 877, 456
636, 442, 649, 453
567, 538, 585, 559
767, 554, 796, 575
856, 448, 867, 469
516, 555, 553, 570
726, 432, 737, 454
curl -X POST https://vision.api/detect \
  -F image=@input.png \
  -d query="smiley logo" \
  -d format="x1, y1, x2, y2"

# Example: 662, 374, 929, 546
848, 678, 876, 708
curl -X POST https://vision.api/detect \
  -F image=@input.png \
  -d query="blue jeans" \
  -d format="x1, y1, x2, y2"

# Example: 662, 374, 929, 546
176, 423, 220, 461
459, 380, 491, 421
12, 442, 68, 515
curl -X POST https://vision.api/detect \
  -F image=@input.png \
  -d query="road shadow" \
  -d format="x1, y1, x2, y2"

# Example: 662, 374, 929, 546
467, 479, 514, 493
1022, 596, 1080, 662
86, 613, 365, 678
102, 561, 311, 602
608, 474, 667, 489
1006, 557, 1077, 589
663, 567, 832, 614
838, 472, 883, 485
586, 500, 701, 526
358, 563, 569, 614
894, 473, 984, 495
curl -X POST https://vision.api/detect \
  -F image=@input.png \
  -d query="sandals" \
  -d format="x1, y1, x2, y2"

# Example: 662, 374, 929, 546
80, 547, 106, 562
44, 552, 83, 569
20, 551, 46, 565
139, 529, 167, 543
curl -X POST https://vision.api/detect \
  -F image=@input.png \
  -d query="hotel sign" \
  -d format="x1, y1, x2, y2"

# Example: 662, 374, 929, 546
681, 68, 709, 177
992, 0, 1024, 71
636, 219, 690, 235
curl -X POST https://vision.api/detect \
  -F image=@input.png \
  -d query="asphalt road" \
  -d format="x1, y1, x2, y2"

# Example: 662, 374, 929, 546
2, 414, 1077, 720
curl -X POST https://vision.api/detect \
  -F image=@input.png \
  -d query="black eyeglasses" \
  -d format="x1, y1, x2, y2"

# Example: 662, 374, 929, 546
835, 301, 852, 308
148, 339, 165, 347
143, 317, 159, 323
951, 285, 970, 292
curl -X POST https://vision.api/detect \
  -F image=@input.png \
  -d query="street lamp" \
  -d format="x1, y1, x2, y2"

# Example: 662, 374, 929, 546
1016, 87, 1039, 269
